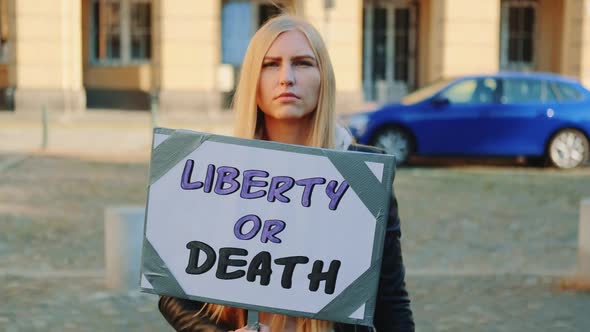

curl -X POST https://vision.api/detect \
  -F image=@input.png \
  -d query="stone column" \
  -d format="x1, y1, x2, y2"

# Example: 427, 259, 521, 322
13, 0, 85, 114
427, 0, 500, 81
303, 0, 364, 113
561, 0, 590, 88
536, 0, 565, 73
152, 0, 222, 114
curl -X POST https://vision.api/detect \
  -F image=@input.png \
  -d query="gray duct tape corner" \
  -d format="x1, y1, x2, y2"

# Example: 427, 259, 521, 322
150, 130, 211, 185
141, 239, 187, 298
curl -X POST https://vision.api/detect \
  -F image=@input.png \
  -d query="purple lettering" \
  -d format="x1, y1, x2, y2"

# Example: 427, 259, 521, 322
325, 180, 350, 211
260, 219, 286, 244
240, 170, 269, 199
180, 159, 204, 190
295, 177, 326, 208
214, 166, 240, 195
267, 176, 294, 203
204, 164, 215, 193
179, 163, 347, 212
234, 214, 262, 240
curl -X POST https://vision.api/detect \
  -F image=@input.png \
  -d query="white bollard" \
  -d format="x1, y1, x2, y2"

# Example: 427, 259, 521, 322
578, 198, 590, 278
104, 206, 146, 290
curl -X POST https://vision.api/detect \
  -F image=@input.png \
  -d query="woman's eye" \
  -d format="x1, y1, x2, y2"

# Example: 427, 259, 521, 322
262, 62, 279, 68
295, 61, 313, 67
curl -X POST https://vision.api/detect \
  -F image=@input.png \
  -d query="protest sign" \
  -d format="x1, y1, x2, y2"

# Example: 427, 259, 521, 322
140, 128, 396, 326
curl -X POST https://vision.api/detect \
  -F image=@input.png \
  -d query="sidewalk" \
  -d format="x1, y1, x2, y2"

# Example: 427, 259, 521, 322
0, 109, 235, 160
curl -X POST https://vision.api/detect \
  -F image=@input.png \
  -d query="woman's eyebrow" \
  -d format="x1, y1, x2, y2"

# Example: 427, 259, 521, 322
292, 55, 317, 61
263, 55, 317, 61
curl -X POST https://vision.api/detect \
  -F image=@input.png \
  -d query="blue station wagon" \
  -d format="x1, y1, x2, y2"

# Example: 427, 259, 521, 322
344, 72, 590, 168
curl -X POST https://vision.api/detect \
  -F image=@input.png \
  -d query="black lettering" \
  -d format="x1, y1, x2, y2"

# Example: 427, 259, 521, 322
307, 260, 341, 294
216, 247, 248, 280
275, 256, 310, 289
246, 251, 272, 285
185, 241, 216, 275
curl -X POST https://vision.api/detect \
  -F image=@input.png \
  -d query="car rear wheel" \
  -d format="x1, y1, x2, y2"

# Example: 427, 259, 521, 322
372, 127, 413, 165
548, 129, 589, 169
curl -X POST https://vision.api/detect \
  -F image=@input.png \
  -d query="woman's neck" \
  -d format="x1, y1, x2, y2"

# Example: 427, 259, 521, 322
263, 114, 313, 145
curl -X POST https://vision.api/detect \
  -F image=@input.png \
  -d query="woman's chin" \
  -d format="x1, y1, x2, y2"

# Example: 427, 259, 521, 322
265, 108, 314, 121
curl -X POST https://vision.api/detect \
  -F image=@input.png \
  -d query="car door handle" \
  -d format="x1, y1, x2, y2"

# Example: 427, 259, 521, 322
544, 108, 555, 118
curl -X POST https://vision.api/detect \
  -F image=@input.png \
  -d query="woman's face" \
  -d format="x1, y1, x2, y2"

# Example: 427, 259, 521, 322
256, 30, 321, 121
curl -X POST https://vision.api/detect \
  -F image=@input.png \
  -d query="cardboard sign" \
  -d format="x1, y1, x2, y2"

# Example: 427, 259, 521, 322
140, 128, 396, 326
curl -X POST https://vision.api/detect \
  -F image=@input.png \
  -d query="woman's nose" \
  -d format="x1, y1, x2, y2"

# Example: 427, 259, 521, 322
279, 64, 295, 86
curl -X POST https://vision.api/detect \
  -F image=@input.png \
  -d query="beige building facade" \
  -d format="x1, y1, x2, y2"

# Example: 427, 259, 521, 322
1, 0, 590, 113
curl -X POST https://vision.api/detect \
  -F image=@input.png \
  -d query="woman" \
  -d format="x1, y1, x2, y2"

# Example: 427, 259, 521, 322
159, 14, 414, 332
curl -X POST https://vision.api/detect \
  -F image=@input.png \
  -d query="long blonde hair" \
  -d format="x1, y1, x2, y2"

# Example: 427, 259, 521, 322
233, 14, 337, 149
207, 14, 336, 332
201, 305, 333, 332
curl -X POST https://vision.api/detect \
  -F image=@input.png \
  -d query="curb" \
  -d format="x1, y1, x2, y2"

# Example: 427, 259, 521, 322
0, 155, 29, 172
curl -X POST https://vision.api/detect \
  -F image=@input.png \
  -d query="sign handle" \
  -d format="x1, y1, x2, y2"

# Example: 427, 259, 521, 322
246, 310, 260, 331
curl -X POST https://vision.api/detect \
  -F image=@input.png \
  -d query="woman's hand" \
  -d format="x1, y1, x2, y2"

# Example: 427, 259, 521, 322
230, 323, 270, 332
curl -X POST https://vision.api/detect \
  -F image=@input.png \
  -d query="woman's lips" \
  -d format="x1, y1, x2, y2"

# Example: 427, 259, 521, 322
275, 92, 300, 100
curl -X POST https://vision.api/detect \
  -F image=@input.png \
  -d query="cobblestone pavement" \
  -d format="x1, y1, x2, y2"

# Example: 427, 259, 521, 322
2, 273, 589, 332
1, 111, 590, 331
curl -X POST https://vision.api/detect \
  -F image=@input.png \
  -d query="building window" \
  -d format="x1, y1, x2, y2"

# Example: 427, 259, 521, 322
362, 1, 416, 103
394, 8, 410, 82
220, 1, 288, 109
90, 0, 151, 65
0, 0, 9, 63
221, 1, 253, 66
130, 1, 151, 60
500, 0, 536, 71
221, 0, 286, 66
508, 6, 535, 63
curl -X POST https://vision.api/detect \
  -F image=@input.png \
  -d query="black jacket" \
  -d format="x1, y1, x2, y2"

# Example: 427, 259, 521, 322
158, 144, 414, 332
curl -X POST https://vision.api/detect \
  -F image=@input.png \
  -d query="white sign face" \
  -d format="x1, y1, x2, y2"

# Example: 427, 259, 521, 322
141, 130, 393, 325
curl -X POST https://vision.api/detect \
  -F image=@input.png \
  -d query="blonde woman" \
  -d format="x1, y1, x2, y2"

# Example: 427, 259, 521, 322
159, 14, 414, 332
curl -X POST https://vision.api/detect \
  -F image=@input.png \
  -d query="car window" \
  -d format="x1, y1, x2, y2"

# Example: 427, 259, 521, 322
500, 79, 543, 103
475, 78, 498, 103
441, 80, 476, 103
401, 79, 453, 105
542, 81, 558, 102
554, 82, 584, 101
441, 78, 497, 104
